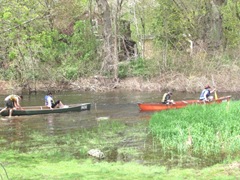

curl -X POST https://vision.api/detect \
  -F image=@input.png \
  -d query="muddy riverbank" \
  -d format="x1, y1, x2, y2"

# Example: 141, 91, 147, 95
0, 73, 239, 94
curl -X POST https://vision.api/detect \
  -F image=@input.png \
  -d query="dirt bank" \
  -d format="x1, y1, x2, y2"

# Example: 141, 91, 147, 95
37, 74, 240, 93
0, 74, 239, 94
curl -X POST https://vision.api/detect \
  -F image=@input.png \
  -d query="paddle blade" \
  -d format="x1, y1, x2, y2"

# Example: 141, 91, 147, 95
214, 91, 218, 100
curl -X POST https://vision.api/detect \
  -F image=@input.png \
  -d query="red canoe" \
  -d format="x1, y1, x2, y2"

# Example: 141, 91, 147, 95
138, 96, 231, 111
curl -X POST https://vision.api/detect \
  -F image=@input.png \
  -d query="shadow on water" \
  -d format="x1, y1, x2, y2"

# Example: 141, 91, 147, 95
0, 90, 237, 168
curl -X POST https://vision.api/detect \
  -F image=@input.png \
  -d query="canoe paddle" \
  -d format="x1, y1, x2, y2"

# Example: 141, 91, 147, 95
214, 91, 218, 100
211, 75, 218, 100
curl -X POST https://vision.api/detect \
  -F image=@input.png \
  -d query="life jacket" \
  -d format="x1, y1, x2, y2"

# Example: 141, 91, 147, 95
162, 93, 169, 103
199, 89, 210, 100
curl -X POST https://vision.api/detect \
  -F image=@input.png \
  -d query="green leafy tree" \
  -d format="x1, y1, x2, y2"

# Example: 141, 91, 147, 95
221, 0, 240, 48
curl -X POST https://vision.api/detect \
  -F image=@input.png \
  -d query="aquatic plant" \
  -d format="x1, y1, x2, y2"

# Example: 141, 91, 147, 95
149, 101, 240, 159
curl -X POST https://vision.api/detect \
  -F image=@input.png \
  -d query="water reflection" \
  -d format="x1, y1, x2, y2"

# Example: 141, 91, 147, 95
45, 115, 55, 134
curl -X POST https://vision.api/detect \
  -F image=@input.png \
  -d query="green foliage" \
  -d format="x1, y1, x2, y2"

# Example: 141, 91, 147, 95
119, 56, 180, 78
118, 58, 152, 78
118, 63, 129, 78
0, 0, 100, 83
2, 11, 12, 19
130, 58, 148, 77
143, 0, 193, 49
62, 65, 79, 79
221, 0, 240, 47
1, 0, 240, 83
8, 51, 16, 60
54, 20, 99, 79
150, 101, 240, 159
37, 31, 55, 48
71, 20, 98, 62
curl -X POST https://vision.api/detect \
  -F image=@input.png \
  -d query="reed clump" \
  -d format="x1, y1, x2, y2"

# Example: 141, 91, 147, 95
149, 101, 240, 159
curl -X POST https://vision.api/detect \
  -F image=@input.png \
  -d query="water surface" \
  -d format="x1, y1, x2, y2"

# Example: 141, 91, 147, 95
0, 90, 236, 167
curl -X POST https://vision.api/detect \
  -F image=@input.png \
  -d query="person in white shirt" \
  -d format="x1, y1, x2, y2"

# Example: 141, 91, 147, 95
44, 92, 65, 109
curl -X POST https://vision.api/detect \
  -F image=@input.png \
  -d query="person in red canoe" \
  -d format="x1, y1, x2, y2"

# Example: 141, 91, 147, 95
161, 91, 174, 104
199, 85, 216, 102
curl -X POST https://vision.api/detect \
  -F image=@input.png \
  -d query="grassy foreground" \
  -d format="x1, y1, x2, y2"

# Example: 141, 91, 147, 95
0, 151, 239, 180
150, 101, 240, 158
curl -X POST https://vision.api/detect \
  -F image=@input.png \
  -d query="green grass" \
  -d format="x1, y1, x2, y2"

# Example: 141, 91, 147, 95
149, 101, 240, 158
1, 154, 239, 179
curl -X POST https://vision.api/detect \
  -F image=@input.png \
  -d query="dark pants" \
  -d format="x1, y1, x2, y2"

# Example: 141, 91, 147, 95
51, 100, 60, 108
6, 100, 14, 108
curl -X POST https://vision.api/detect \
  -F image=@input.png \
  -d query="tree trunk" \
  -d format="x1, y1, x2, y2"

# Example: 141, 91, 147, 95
204, 0, 226, 50
96, 0, 117, 78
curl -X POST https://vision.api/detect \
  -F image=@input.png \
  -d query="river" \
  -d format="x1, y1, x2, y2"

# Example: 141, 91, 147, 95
0, 90, 236, 167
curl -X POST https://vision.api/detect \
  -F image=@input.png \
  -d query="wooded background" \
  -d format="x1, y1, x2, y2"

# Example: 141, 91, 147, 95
0, 0, 239, 91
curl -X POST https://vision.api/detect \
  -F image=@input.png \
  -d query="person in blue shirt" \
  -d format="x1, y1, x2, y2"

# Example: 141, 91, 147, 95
199, 85, 215, 101
45, 92, 65, 109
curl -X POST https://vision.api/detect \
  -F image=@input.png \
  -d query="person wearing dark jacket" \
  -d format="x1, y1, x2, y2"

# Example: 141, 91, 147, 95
161, 92, 174, 104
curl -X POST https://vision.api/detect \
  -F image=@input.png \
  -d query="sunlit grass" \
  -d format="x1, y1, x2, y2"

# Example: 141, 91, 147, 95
149, 101, 240, 159
1, 153, 239, 179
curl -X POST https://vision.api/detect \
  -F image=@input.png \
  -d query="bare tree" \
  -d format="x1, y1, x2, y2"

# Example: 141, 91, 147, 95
96, 0, 125, 80
96, 0, 116, 78
207, 0, 226, 49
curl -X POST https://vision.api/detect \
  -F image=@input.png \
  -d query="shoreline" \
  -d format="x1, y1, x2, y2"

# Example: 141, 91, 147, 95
0, 75, 239, 95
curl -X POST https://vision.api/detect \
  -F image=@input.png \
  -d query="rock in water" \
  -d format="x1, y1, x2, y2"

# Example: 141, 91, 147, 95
88, 149, 105, 159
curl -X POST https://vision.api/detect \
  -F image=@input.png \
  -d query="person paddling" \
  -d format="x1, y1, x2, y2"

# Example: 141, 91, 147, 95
199, 85, 216, 101
161, 92, 174, 104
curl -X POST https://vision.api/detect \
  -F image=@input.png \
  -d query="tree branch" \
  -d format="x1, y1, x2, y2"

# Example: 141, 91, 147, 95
0, 14, 52, 34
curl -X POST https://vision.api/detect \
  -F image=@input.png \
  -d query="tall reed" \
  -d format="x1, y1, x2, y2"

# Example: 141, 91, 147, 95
149, 101, 240, 158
